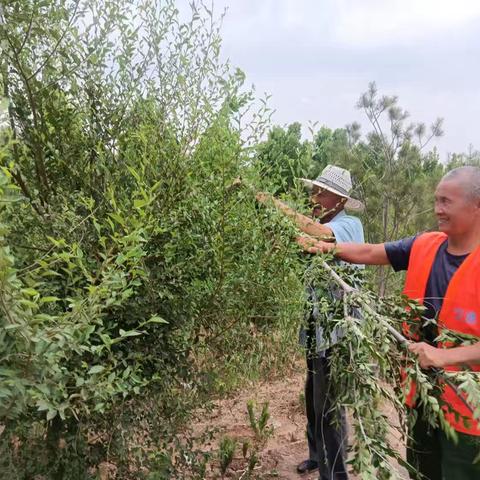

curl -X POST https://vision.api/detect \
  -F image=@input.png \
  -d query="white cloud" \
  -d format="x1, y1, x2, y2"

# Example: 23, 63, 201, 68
217, 0, 480, 49
209, 0, 480, 157
333, 0, 480, 47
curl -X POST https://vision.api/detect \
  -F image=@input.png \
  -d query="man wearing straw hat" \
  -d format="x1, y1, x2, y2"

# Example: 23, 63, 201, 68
258, 165, 364, 480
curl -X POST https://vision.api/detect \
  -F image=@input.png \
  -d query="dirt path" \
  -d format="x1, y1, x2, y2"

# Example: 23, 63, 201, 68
194, 366, 311, 479
194, 364, 407, 479
194, 366, 335, 479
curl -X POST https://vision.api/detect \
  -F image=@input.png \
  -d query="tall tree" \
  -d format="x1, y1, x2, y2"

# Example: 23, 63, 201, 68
355, 82, 444, 294
256, 122, 312, 194
309, 126, 355, 178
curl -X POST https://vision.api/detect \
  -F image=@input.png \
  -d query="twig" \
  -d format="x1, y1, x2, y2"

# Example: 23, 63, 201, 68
26, 0, 82, 82
320, 259, 408, 345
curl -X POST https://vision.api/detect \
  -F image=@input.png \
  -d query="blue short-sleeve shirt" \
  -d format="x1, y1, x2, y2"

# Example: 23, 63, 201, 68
300, 209, 365, 353
324, 209, 365, 244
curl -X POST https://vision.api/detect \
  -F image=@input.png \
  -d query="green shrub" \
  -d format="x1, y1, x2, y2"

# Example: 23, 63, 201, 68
0, 1, 304, 478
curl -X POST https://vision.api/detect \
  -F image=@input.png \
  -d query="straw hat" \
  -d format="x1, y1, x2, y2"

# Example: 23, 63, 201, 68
299, 165, 364, 212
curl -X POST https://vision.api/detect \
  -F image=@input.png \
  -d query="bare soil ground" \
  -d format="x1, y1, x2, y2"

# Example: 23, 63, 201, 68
194, 363, 407, 480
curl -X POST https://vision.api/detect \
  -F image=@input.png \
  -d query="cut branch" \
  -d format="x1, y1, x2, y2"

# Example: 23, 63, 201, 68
320, 259, 475, 415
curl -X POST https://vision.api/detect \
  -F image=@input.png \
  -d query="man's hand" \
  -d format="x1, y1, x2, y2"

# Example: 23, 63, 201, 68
408, 342, 446, 369
296, 235, 316, 251
296, 236, 335, 254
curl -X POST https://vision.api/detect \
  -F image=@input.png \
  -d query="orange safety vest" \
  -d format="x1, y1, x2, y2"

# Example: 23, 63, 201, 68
402, 232, 480, 436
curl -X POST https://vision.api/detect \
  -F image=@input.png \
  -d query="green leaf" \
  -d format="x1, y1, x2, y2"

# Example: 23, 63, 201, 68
4, 324, 21, 330
37, 400, 50, 412
88, 365, 105, 375
39, 296, 60, 304
146, 315, 168, 325
18, 299, 37, 309
22, 288, 39, 297
133, 198, 150, 209
47, 409, 58, 421
119, 329, 142, 338
127, 165, 141, 182
108, 212, 126, 226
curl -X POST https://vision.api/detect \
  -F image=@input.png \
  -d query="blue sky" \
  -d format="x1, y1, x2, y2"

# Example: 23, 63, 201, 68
210, 0, 480, 160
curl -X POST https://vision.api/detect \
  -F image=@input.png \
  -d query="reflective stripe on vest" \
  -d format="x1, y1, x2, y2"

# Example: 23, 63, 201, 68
402, 232, 480, 436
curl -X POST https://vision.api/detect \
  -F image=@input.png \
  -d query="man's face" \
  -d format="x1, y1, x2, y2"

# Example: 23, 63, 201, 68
310, 187, 345, 219
434, 179, 480, 236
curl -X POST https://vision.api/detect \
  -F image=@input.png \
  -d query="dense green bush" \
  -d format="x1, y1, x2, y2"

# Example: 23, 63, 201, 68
0, 1, 305, 477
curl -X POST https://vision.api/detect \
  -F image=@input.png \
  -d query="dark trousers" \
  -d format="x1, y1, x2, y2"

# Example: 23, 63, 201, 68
407, 409, 480, 480
305, 350, 349, 480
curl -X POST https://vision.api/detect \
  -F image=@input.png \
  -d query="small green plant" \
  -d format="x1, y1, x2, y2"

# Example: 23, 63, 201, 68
246, 450, 258, 477
242, 439, 251, 459
218, 436, 237, 477
247, 400, 273, 444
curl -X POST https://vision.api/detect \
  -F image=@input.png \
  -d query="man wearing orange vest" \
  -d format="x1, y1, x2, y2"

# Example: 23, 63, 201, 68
296, 166, 480, 479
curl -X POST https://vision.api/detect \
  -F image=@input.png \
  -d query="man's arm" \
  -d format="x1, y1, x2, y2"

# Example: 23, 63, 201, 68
297, 236, 480, 368
296, 235, 480, 369
296, 237, 390, 265
256, 193, 334, 239
409, 342, 480, 368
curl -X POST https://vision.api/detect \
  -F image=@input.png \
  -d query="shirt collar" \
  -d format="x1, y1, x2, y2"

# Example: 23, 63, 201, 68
332, 209, 346, 220
316, 208, 346, 224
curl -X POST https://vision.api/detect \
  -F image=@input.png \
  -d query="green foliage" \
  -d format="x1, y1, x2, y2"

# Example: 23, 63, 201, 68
306, 258, 480, 479
246, 400, 273, 445
0, 1, 304, 477
218, 436, 237, 477
260, 82, 448, 294
247, 450, 259, 477
309, 126, 354, 178
446, 147, 480, 169
212, 402, 271, 480
256, 122, 312, 194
